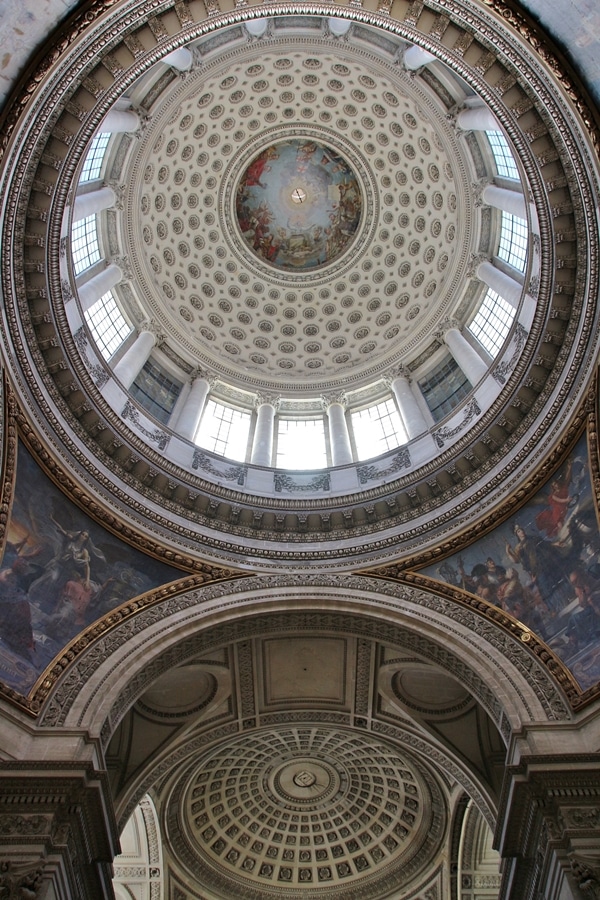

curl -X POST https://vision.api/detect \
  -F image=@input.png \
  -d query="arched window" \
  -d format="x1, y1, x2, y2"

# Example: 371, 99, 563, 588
130, 359, 182, 425
419, 357, 472, 422
486, 131, 519, 179
276, 418, 328, 469
497, 211, 528, 272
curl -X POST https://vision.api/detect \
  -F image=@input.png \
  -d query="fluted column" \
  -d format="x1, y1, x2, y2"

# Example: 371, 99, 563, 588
99, 108, 140, 133
482, 183, 529, 220
251, 394, 279, 467
322, 393, 353, 466
456, 104, 500, 132
404, 45, 436, 70
112, 329, 156, 390
174, 370, 214, 441
77, 263, 123, 312
163, 48, 193, 71
386, 367, 430, 440
477, 260, 523, 309
438, 321, 488, 386
73, 185, 116, 222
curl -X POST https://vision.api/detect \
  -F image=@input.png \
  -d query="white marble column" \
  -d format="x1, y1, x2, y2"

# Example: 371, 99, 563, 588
477, 260, 523, 309
323, 394, 353, 466
251, 395, 279, 467
112, 329, 155, 390
99, 108, 140, 133
482, 183, 529, 220
404, 45, 436, 70
174, 372, 213, 441
439, 322, 488, 386
456, 104, 500, 132
77, 263, 123, 312
73, 185, 116, 222
163, 48, 193, 71
387, 368, 431, 440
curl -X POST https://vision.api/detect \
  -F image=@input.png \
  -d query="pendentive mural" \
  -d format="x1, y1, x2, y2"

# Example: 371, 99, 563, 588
424, 435, 600, 691
236, 139, 362, 270
0, 442, 182, 695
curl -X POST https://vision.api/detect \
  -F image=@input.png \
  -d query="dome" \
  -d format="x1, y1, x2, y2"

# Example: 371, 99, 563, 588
2, 2, 600, 898
1, 6, 597, 574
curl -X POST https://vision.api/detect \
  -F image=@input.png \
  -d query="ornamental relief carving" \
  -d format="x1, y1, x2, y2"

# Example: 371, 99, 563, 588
34, 575, 571, 733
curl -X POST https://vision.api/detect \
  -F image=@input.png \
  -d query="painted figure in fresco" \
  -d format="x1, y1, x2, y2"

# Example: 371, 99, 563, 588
535, 458, 574, 538
565, 569, 600, 650
243, 146, 278, 188
27, 516, 105, 613
0, 567, 34, 657
505, 523, 570, 614
46, 574, 94, 640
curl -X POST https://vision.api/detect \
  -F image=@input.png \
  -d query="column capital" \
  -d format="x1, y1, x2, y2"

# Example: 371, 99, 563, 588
190, 366, 216, 386
387, 363, 412, 384
254, 392, 280, 411
434, 318, 461, 342
467, 252, 490, 278
321, 391, 348, 411
140, 319, 164, 344
109, 254, 131, 280
105, 181, 127, 211
472, 177, 492, 207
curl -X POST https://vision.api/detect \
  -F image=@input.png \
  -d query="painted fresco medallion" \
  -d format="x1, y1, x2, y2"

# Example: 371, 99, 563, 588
235, 139, 362, 271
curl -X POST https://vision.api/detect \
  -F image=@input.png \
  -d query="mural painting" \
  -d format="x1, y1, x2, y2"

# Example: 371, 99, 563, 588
0, 443, 182, 695
235, 139, 362, 271
423, 435, 600, 691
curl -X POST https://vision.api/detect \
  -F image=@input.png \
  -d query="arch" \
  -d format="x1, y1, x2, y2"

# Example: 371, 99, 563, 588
39, 575, 570, 734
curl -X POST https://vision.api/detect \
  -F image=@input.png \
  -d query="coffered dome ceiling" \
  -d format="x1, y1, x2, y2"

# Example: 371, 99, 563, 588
164, 726, 445, 897
128, 44, 467, 389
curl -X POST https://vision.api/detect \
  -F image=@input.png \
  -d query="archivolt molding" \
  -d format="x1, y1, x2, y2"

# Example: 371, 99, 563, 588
0, 0, 599, 568
34, 575, 571, 735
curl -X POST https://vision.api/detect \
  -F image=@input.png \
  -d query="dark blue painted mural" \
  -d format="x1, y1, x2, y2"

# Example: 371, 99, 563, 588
424, 436, 600, 690
0, 443, 181, 695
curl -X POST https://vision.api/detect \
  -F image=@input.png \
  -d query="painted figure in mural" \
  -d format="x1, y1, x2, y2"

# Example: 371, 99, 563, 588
27, 516, 105, 614
0, 567, 34, 657
505, 523, 571, 614
565, 569, 600, 650
243, 146, 279, 188
427, 438, 600, 690
236, 139, 362, 270
535, 458, 575, 538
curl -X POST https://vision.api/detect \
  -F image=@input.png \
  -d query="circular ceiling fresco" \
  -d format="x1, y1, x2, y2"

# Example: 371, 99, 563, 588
235, 139, 362, 271
166, 726, 445, 898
